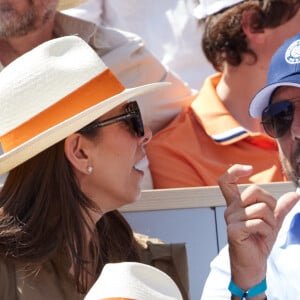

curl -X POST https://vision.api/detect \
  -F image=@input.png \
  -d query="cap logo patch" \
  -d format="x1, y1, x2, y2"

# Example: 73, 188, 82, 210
285, 39, 300, 64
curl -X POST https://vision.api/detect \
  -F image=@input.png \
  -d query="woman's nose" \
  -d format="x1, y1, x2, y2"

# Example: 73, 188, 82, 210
140, 125, 152, 145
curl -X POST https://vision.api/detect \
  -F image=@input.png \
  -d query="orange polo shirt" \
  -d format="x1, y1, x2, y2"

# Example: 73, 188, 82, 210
147, 74, 286, 188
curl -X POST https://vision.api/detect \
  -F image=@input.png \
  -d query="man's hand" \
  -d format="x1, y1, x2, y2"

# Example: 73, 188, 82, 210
218, 164, 299, 290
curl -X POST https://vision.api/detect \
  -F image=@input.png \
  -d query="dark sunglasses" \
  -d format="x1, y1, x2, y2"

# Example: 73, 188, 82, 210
79, 101, 144, 137
261, 98, 300, 138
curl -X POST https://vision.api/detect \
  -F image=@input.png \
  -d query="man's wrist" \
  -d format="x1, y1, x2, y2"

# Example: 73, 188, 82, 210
229, 278, 267, 299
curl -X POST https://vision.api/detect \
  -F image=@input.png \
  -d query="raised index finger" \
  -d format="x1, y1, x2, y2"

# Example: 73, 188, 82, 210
218, 164, 253, 206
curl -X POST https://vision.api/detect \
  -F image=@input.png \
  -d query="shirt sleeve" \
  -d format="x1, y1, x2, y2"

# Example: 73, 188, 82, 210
201, 245, 232, 300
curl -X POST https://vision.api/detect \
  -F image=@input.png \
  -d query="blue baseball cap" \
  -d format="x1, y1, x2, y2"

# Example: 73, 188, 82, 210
249, 33, 300, 118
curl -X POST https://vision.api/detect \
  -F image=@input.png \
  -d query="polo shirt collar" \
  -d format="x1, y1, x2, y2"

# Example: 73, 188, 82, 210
192, 73, 249, 144
191, 73, 266, 145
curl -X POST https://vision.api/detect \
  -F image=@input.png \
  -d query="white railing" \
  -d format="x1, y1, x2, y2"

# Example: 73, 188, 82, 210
121, 181, 294, 212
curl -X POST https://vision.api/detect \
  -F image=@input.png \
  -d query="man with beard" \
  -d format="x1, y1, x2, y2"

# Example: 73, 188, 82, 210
0, 0, 193, 188
202, 33, 300, 299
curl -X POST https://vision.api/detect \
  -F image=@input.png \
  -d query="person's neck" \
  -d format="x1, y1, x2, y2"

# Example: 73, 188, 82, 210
216, 58, 268, 133
0, 18, 55, 67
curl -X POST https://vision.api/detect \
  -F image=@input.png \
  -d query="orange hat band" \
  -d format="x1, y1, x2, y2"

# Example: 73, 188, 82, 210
0, 69, 125, 153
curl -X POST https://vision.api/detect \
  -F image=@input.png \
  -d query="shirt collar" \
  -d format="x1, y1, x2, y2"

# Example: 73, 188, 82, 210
191, 74, 249, 144
191, 73, 276, 147
54, 11, 110, 50
54, 11, 96, 41
278, 190, 300, 248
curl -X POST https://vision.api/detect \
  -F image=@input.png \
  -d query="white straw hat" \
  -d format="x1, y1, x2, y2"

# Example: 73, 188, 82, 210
58, 0, 86, 10
194, 0, 245, 19
0, 36, 168, 175
84, 262, 183, 300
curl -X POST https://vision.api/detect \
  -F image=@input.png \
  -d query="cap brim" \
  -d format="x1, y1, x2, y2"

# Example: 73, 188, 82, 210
0, 82, 169, 175
249, 78, 300, 118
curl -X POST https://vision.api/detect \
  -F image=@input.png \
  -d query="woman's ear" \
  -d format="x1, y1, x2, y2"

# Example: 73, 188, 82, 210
64, 133, 91, 174
241, 8, 265, 45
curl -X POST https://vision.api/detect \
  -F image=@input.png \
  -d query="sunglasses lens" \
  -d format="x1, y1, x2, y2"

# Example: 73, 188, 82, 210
261, 100, 294, 138
126, 101, 144, 137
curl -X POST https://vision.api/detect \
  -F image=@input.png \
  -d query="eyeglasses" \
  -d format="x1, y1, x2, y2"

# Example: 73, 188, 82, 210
79, 101, 144, 137
261, 97, 300, 138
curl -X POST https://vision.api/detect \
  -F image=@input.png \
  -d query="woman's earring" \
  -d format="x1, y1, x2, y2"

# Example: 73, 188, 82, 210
87, 166, 93, 174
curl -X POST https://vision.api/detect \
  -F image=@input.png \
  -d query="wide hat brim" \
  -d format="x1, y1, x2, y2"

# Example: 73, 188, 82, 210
0, 82, 168, 175
58, 0, 86, 10
249, 75, 300, 118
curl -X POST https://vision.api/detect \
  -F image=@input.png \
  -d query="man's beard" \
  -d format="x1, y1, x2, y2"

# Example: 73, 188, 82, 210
0, 0, 55, 38
0, 3, 36, 38
280, 144, 300, 187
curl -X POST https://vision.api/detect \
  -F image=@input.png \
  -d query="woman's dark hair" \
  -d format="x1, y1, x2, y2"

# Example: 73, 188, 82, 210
0, 139, 140, 293
202, 0, 300, 71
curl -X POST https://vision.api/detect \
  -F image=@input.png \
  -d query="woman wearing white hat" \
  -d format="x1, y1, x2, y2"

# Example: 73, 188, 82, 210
0, 0, 194, 189
0, 35, 177, 299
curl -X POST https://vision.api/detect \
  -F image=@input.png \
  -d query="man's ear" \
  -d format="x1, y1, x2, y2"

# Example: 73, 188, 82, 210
64, 133, 91, 174
241, 8, 265, 45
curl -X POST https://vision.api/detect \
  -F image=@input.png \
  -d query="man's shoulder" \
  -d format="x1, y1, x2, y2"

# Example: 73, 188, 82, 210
55, 12, 143, 55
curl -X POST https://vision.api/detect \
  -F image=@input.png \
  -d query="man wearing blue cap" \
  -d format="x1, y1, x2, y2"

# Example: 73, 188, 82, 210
202, 33, 300, 300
